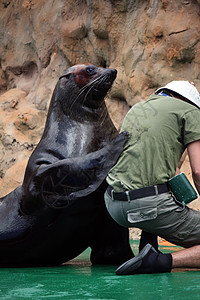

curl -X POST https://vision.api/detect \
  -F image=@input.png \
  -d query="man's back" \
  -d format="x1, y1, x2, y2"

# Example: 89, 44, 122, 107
107, 94, 200, 191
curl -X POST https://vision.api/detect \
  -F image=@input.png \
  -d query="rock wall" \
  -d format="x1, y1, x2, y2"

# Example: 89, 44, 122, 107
0, 0, 200, 199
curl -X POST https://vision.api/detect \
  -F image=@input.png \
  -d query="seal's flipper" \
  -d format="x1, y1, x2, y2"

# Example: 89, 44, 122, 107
69, 132, 128, 200
34, 132, 128, 209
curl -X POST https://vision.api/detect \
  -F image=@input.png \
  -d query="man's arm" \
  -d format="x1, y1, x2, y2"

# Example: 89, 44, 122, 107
176, 149, 187, 175
187, 140, 200, 194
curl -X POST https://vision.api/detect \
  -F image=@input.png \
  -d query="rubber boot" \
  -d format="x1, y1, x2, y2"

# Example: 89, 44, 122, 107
115, 243, 172, 275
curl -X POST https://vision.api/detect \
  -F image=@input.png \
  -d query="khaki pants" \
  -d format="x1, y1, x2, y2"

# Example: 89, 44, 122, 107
104, 189, 200, 248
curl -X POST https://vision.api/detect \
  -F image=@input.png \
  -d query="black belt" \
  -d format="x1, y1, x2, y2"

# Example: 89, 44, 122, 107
107, 183, 170, 201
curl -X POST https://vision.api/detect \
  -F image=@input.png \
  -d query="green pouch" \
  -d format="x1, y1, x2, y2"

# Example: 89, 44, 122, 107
168, 172, 198, 205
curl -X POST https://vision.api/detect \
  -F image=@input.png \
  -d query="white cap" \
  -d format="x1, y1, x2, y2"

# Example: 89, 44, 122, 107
155, 81, 200, 108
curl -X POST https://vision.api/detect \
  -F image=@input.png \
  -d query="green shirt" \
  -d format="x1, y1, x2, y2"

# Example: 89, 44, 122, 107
107, 95, 200, 191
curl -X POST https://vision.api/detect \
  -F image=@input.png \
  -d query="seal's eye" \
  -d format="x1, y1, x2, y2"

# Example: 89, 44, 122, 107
86, 66, 96, 76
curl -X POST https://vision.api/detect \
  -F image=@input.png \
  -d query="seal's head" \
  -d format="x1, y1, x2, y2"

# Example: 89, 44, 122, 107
52, 64, 117, 119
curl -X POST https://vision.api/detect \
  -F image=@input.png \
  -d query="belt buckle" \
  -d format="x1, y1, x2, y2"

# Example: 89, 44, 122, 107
154, 185, 159, 195
111, 189, 115, 200
126, 191, 131, 202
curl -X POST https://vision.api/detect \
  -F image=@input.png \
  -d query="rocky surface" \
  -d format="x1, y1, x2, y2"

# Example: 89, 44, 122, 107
0, 0, 200, 211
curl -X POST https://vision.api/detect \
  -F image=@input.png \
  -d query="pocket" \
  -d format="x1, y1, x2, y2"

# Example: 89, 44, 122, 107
127, 206, 158, 223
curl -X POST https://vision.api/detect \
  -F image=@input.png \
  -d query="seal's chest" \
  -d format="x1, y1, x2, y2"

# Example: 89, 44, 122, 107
65, 122, 94, 156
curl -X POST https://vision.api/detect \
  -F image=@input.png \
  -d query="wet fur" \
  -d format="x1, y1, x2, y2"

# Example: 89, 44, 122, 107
0, 64, 133, 267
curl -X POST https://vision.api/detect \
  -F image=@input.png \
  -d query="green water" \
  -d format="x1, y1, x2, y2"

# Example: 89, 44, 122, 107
0, 243, 200, 299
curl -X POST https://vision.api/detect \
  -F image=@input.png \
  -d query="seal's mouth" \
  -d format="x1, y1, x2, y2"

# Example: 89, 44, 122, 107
95, 77, 112, 91
93, 69, 117, 93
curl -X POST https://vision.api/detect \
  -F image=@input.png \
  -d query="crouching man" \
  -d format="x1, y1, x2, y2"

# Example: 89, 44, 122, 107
104, 81, 200, 274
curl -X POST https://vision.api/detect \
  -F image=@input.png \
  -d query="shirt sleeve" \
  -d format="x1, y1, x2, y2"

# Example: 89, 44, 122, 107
183, 109, 200, 145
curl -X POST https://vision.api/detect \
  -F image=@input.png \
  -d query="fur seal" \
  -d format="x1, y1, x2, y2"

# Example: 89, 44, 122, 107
0, 64, 133, 267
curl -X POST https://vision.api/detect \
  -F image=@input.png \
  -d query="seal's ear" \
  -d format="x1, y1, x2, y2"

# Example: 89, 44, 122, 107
59, 73, 72, 80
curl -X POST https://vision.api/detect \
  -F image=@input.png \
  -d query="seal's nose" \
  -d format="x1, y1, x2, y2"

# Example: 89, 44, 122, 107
110, 69, 117, 79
